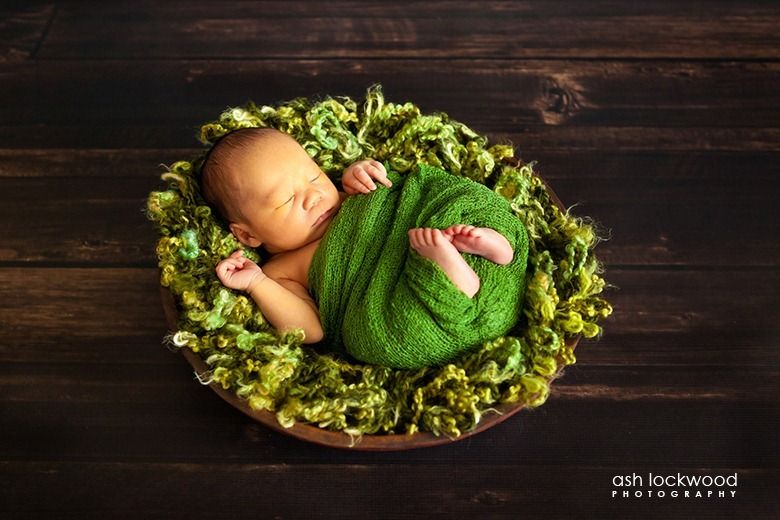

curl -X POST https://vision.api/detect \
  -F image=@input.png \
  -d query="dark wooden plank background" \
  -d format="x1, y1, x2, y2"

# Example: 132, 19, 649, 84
1, 1, 778, 518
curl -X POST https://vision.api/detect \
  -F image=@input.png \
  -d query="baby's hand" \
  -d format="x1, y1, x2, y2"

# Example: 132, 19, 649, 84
342, 159, 392, 195
215, 249, 267, 292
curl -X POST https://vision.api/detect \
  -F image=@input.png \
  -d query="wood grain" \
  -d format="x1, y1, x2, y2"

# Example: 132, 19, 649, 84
2, 0, 778, 516
2, 61, 779, 128
0, 3, 54, 62
0, 462, 776, 519
33, 1, 780, 59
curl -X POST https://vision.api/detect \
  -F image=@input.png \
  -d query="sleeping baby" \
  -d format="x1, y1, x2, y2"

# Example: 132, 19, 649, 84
199, 127, 525, 368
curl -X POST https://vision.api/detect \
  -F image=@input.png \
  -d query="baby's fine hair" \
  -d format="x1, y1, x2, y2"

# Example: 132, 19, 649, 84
197, 126, 282, 226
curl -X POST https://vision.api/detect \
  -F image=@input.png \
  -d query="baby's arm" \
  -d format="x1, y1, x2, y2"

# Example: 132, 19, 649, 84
215, 250, 324, 343
248, 276, 324, 344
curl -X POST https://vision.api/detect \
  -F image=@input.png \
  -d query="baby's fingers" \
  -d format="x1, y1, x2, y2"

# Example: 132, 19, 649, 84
342, 183, 362, 195
353, 168, 377, 192
374, 173, 392, 188
344, 161, 392, 193
227, 250, 248, 264
216, 262, 232, 278
369, 161, 392, 187
220, 260, 238, 273
369, 160, 386, 173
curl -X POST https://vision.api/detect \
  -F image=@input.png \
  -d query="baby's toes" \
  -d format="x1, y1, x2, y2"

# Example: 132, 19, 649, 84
452, 233, 481, 253
432, 228, 448, 246
407, 228, 419, 246
422, 228, 436, 245
409, 228, 428, 247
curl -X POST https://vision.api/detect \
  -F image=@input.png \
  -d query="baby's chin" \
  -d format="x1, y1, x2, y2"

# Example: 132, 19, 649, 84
310, 212, 339, 241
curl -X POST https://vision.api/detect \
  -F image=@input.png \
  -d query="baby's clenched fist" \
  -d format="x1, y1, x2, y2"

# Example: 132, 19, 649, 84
215, 249, 267, 293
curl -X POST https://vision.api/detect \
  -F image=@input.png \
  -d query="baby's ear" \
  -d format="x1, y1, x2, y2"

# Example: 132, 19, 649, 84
229, 223, 260, 248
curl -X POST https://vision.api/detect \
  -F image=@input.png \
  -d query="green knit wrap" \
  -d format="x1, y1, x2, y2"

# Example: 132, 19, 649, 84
309, 162, 529, 369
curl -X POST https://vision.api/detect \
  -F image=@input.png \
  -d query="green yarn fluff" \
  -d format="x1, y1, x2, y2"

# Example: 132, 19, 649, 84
145, 83, 613, 439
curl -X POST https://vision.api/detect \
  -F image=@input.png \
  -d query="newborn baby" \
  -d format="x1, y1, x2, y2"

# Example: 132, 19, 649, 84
200, 127, 515, 345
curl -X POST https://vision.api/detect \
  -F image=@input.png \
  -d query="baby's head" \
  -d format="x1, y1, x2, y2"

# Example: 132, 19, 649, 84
199, 127, 342, 254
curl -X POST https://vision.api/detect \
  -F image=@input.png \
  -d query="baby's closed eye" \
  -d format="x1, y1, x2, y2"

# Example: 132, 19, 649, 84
278, 173, 322, 207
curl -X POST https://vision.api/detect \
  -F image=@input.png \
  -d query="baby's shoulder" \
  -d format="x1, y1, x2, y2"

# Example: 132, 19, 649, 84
262, 252, 294, 281
263, 240, 320, 288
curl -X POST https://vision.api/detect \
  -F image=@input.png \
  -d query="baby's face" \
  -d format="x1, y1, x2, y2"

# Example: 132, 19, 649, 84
228, 133, 342, 254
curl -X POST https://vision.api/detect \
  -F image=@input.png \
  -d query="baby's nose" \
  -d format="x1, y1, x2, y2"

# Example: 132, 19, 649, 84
305, 191, 322, 210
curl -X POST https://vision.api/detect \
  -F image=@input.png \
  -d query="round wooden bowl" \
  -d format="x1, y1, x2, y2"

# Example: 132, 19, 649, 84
158, 157, 581, 451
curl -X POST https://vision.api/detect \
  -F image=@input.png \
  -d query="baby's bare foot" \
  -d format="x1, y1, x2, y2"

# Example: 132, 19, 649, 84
442, 225, 514, 265
408, 227, 480, 298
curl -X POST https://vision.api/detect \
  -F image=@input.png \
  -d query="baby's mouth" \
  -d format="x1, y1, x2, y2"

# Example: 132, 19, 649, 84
312, 207, 333, 227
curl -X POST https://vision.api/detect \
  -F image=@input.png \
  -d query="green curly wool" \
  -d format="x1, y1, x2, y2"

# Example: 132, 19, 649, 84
178, 229, 200, 260
145, 83, 613, 439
